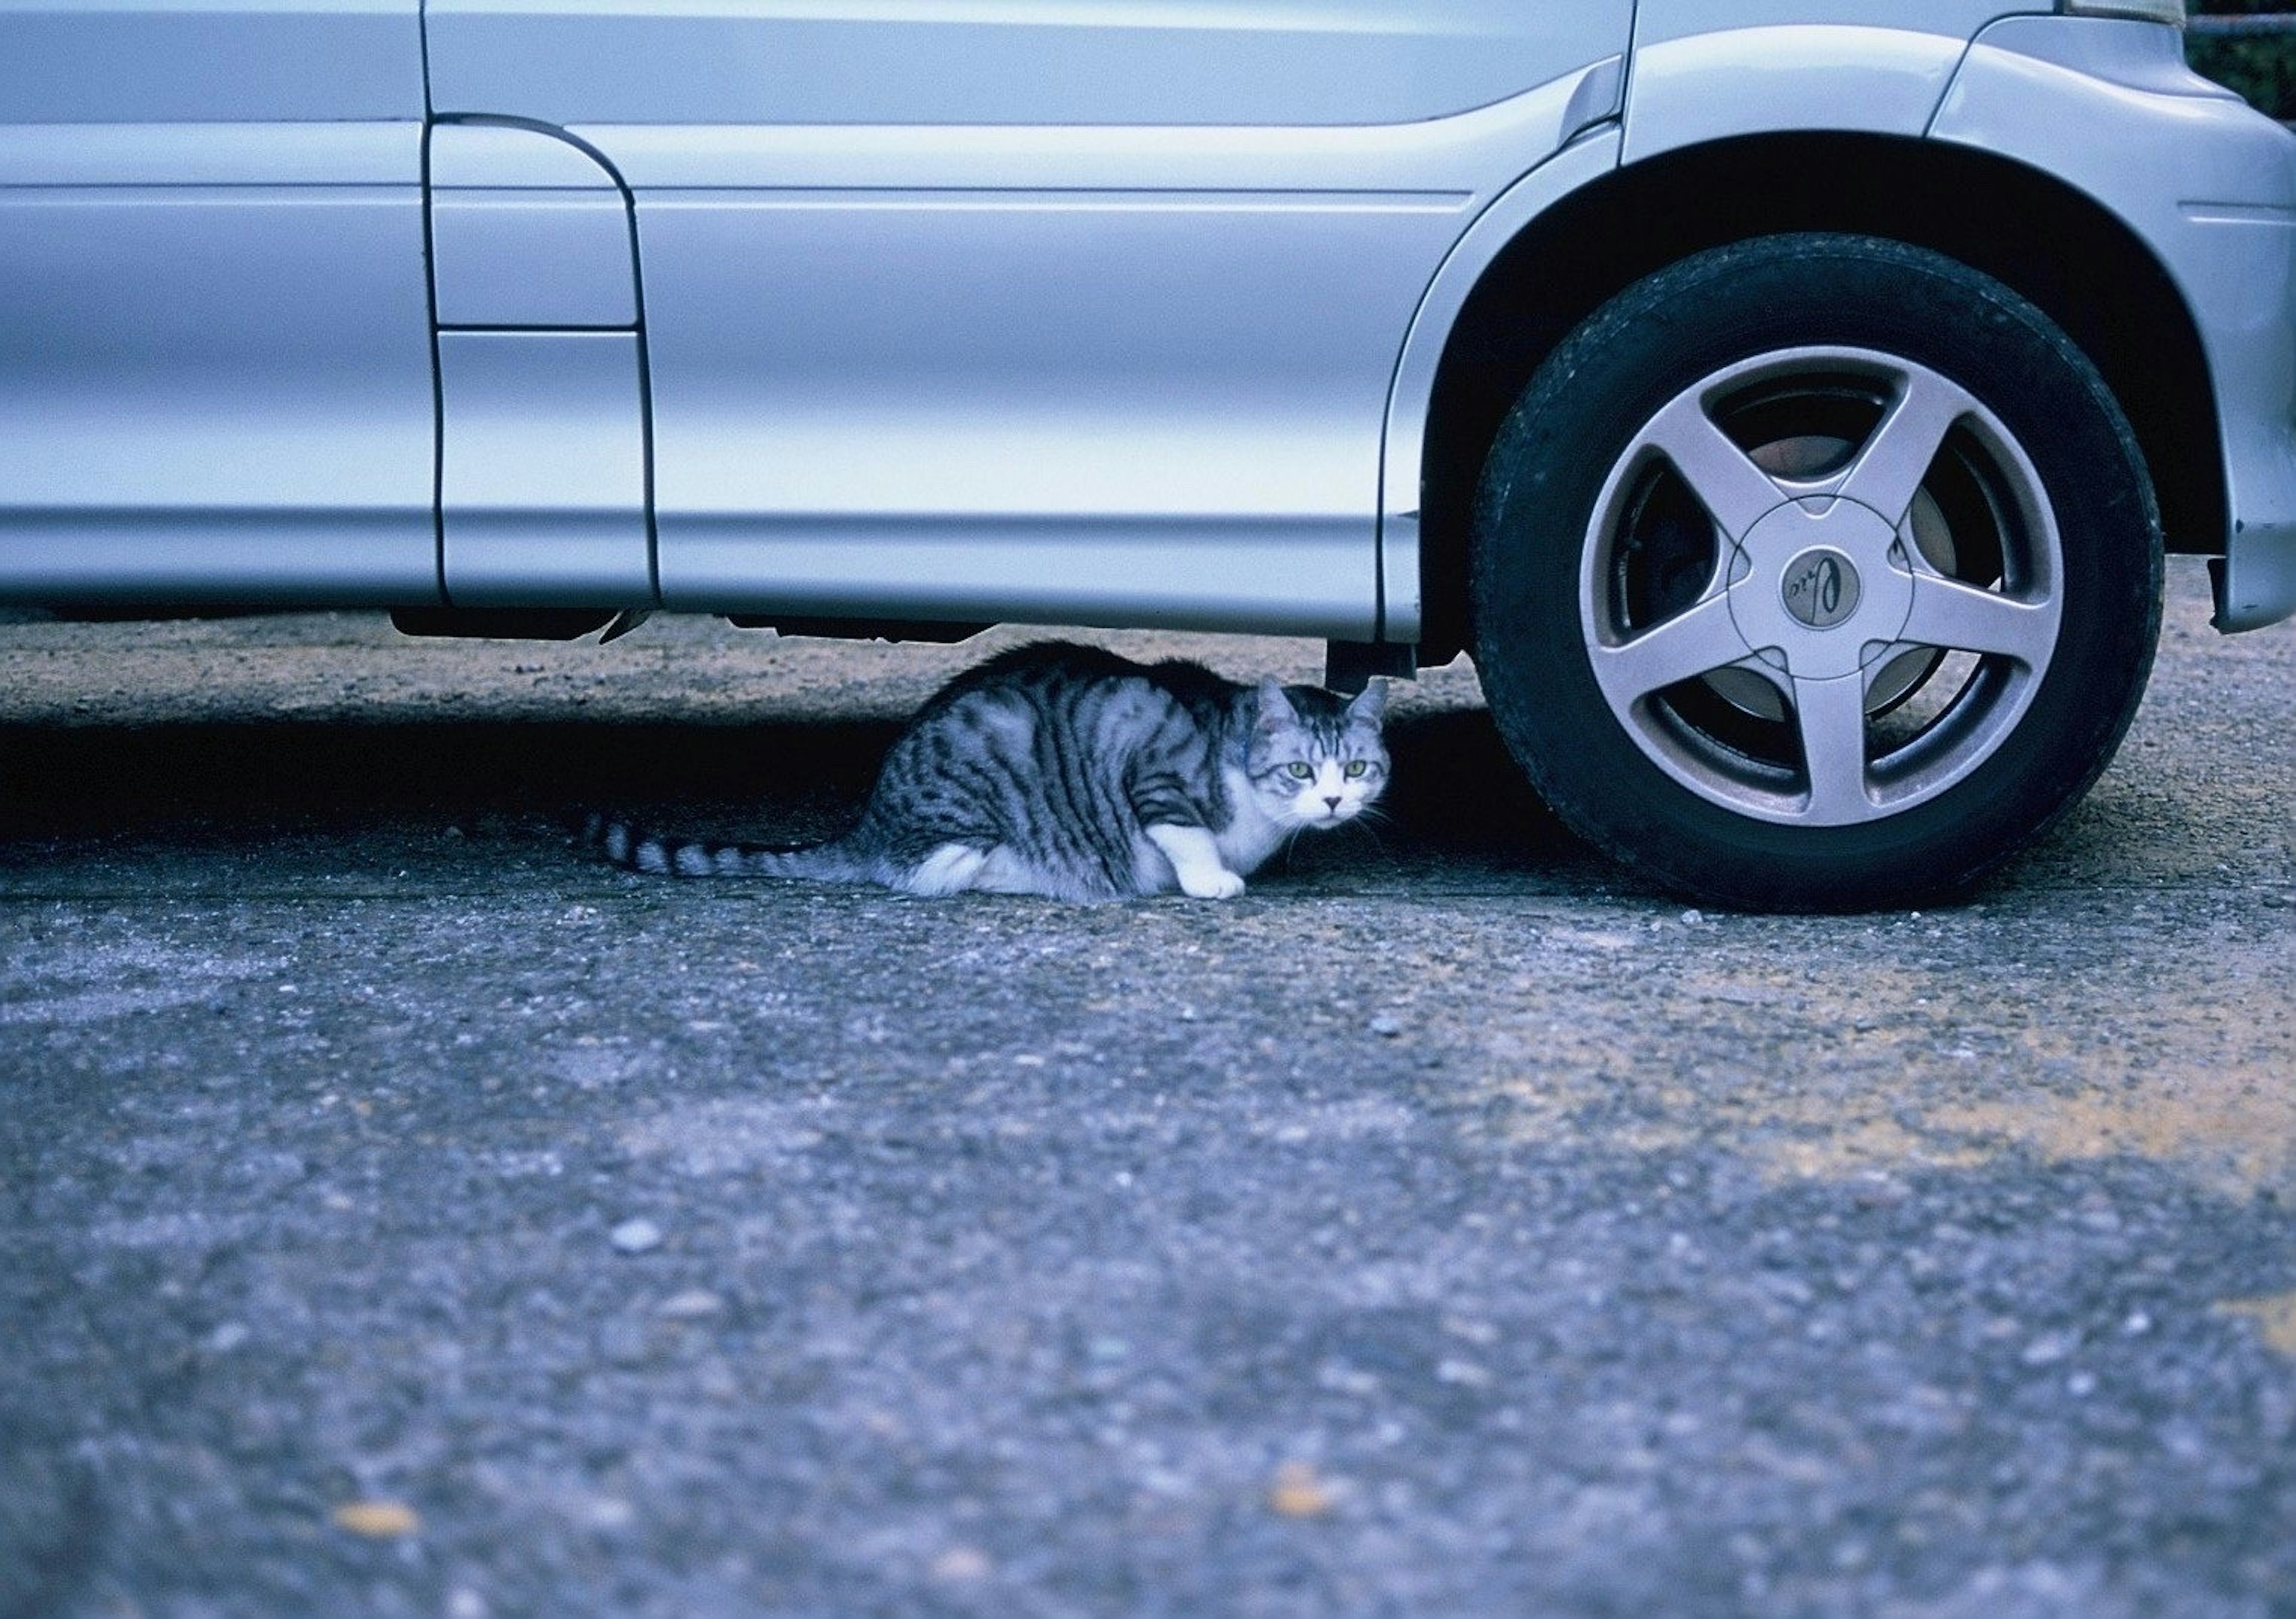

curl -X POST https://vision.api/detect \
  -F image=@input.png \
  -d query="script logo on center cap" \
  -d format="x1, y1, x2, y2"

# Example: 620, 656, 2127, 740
1782, 548, 1861, 630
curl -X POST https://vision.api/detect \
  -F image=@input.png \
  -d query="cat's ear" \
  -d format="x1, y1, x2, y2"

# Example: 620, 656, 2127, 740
1347, 679, 1388, 725
1256, 677, 1296, 731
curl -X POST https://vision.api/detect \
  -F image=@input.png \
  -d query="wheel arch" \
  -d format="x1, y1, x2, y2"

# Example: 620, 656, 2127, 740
1406, 132, 2222, 664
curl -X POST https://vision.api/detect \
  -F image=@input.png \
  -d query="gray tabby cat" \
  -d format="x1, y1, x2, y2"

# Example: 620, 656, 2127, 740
588, 641, 1388, 900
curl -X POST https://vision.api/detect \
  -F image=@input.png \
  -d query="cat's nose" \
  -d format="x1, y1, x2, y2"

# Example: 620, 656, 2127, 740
1324, 795, 1342, 811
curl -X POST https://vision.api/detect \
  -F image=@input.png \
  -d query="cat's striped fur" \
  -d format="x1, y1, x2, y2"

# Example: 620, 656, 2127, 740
586, 641, 1388, 900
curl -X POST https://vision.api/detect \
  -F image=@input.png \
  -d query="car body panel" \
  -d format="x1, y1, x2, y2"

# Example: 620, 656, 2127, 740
423, 0, 1632, 129
624, 77, 1609, 636
426, 120, 652, 606
1933, 17, 2296, 631
0, 3, 434, 606
0, 0, 423, 123
1376, 125, 1623, 644
0, 161, 435, 605
423, 4, 1631, 636
1621, 25, 1970, 163
1631, 0, 2040, 47
430, 190, 636, 331
438, 331, 652, 606
0, 1, 2292, 639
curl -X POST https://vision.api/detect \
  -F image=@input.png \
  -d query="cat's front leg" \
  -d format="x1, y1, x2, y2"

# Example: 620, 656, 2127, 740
1145, 823, 1245, 900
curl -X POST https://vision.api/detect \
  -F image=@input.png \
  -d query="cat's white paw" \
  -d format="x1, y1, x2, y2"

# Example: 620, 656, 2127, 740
1179, 867, 1246, 900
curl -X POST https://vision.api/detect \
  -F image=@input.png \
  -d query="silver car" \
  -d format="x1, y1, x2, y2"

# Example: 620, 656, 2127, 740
3, 0, 2289, 907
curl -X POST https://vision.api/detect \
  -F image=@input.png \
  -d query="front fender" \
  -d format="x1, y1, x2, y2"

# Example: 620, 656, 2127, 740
1622, 25, 1967, 163
1933, 16, 2296, 630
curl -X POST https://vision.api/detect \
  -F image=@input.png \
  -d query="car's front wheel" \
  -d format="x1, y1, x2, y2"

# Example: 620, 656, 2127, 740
1470, 233, 2162, 910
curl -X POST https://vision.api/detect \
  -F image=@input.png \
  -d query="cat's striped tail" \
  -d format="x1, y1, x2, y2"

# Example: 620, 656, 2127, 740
579, 812, 872, 882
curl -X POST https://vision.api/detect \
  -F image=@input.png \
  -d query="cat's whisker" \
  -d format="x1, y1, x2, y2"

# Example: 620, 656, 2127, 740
1346, 818, 1400, 865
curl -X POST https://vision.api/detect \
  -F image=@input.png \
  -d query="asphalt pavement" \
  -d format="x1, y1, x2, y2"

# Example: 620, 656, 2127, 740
3, 557, 2293, 1617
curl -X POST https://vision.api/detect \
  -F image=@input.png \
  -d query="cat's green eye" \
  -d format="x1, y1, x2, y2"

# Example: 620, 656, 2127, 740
1344, 760, 1369, 779
1286, 762, 1314, 780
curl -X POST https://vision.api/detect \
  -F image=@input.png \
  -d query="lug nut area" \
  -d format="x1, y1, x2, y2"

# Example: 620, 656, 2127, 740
1727, 499, 1915, 681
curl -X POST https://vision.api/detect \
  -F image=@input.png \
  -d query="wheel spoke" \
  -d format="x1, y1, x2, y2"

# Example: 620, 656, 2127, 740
1555, 331, 2084, 847
1590, 591, 1747, 708
1791, 671, 1874, 824
1643, 391, 1788, 541
1837, 367, 1974, 526
1900, 574, 2057, 667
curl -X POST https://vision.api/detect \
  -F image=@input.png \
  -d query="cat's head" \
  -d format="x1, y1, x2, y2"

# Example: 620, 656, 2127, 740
1244, 677, 1389, 830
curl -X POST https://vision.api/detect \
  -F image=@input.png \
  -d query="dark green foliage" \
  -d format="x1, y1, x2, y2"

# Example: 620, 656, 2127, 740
2190, 2, 2296, 118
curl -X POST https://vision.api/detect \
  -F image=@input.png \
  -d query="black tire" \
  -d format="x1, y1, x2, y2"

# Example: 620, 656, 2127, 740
1470, 233, 2162, 911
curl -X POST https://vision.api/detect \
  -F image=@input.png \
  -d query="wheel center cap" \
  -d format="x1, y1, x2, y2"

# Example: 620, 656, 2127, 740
1726, 499, 1915, 682
1781, 548, 1861, 630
